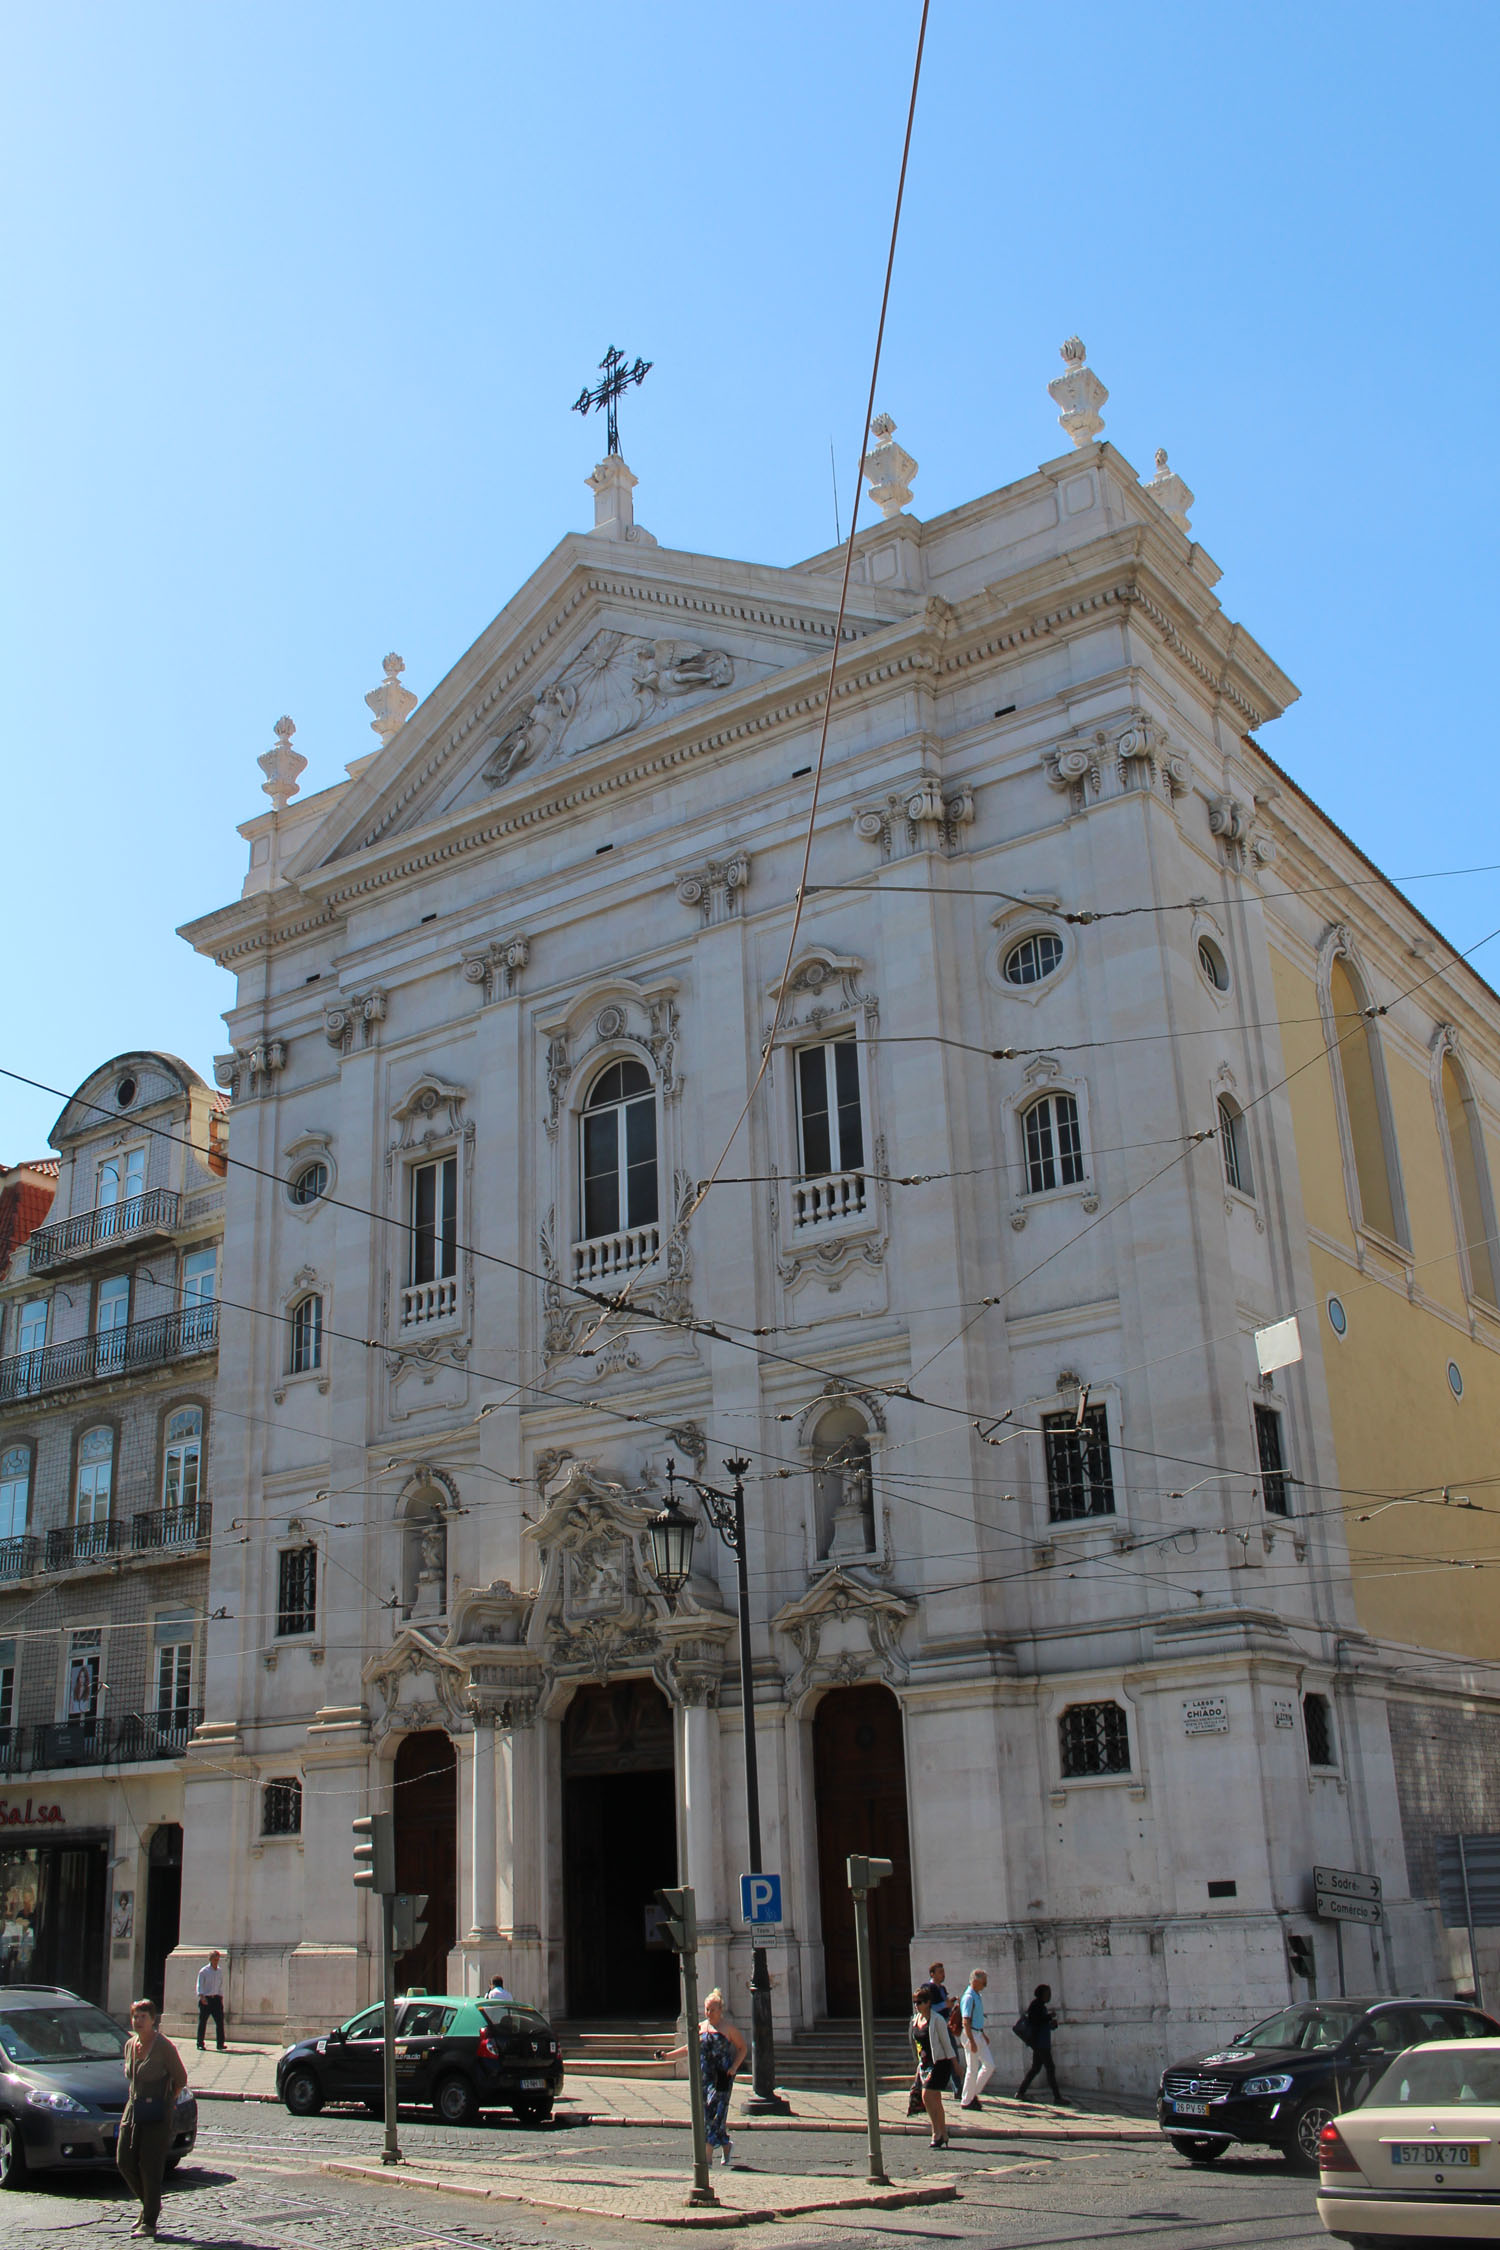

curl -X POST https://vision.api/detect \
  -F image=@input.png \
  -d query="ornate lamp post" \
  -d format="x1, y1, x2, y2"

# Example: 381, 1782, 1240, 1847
647, 1458, 790, 2115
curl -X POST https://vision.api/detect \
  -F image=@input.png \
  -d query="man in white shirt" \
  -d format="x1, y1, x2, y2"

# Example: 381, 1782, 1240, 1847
196, 1950, 226, 2051
959, 1968, 995, 2110
484, 1973, 514, 2003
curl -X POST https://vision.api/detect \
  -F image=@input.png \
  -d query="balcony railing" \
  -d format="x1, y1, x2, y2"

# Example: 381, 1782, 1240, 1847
0, 1302, 217, 1402
28, 1189, 181, 1273
131, 1500, 211, 1553
571, 1223, 661, 1288
0, 1535, 39, 1584
46, 1518, 121, 1570
21, 1710, 205, 1774
400, 1276, 458, 1329
792, 1168, 867, 1231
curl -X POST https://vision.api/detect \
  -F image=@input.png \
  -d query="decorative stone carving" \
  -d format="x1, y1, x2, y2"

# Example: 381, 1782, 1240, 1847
325, 988, 388, 1053
364, 653, 418, 743
390, 1074, 469, 1150
852, 778, 974, 860
1209, 795, 1276, 873
461, 933, 530, 1001
215, 1041, 286, 1103
258, 715, 307, 810
772, 1566, 915, 1700
541, 976, 683, 1141
364, 1627, 470, 1736
1146, 449, 1195, 535
861, 412, 918, 518
676, 852, 751, 925
1048, 337, 1108, 449
480, 629, 734, 789
585, 452, 656, 546
1043, 742, 1100, 807
540, 1168, 695, 1363
1045, 717, 1187, 814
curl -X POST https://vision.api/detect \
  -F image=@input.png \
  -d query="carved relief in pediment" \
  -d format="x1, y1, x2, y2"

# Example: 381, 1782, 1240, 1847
772, 1567, 915, 1702
481, 630, 736, 789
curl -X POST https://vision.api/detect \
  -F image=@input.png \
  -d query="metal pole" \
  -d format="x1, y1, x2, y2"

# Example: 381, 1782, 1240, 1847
1459, 1834, 1485, 2010
677, 1890, 717, 2207
1334, 1917, 1346, 1999
734, 1474, 789, 2115
380, 1892, 401, 2165
850, 1881, 889, 2186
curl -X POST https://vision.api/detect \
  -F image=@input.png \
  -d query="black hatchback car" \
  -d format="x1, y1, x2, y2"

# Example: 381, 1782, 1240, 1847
1159, 1996, 1500, 2172
278, 1994, 564, 2126
0, 1984, 198, 2189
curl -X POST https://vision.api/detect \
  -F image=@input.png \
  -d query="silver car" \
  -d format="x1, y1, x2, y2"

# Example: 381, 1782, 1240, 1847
0, 1984, 198, 2189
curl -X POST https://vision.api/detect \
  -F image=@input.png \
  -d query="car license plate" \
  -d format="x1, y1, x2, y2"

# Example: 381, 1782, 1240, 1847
1391, 2144, 1480, 2167
1173, 2100, 1210, 2117
521, 2077, 546, 2090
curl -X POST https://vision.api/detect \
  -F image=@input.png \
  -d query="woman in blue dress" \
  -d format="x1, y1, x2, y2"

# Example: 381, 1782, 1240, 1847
662, 1986, 748, 2167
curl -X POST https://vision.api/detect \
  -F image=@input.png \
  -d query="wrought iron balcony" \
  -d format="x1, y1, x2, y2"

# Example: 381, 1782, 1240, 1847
27, 1189, 181, 1273
131, 1500, 211, 1553
46, 1518, 122, 1570
0, 1534, 39, 1584
0, 1302, 217, 1402
24, 1709, 205, 1773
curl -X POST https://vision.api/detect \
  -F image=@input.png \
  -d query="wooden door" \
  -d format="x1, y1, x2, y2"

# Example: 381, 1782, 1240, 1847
393, 1730, 457, 1995
813, 1685, 914, 2015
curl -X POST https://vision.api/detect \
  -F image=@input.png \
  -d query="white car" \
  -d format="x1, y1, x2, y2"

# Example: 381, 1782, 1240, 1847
1317, 2037, 1500, 2242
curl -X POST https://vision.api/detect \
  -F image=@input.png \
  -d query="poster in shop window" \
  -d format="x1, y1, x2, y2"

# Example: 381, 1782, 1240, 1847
0, 1846, 41, 1981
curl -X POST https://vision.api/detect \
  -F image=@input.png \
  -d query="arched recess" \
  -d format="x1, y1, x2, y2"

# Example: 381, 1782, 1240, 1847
812, 1684, 914, 2016
1321, 935, 1408, 1246
397, 1467, 458, 1623
1434, 1032, 1499, 1307
809, 1405, 876, 1563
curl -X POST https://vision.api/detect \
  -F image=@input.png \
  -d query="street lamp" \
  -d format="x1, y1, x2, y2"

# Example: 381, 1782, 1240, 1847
647, 1457, 790, 2115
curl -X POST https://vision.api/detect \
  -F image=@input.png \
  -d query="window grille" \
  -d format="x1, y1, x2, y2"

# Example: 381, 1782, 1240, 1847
1303, 1692, 1336, 1767
1060, 1702, 1131, 1777
1254, 1403, 1290, 1516
1042, 1405, 1116, 1521
1023, 1093, 1084, 1193
262, 1778, 302, 1835
277, 1544, 317, 1636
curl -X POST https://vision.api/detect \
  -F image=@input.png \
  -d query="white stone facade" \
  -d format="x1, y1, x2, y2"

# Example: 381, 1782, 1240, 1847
174, 413, 1486, 2093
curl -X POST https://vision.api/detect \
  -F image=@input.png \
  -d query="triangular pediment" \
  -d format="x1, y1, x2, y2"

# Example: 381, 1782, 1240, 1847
282, 533, 908, 884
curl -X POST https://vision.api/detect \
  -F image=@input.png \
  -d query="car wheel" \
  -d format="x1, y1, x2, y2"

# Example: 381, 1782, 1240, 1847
1167, 2134, 1226, 2163
282, 2066, 325, 2117
434, 2074, 480, 2128
516, 2102, 553, 2127
0, 2115, 27, 2190
1288, 2099, 1337, 2174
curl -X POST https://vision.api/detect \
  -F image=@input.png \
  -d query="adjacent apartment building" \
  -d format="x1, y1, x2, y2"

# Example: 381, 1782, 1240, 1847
0, 1055, 223, 2013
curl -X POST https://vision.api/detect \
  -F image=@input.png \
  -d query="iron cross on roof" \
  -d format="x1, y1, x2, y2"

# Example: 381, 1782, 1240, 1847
572, 345, 652, 457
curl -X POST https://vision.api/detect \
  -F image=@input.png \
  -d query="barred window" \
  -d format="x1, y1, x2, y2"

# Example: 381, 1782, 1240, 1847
262, 1777, 302, 1835
1022, 1093, 1084, 1194
1254, 1404, 1290, 1516
277, 1544, 317, 1636
1042, 1405, 1116, 1522
1060, 1702, 1130, 1778
1303, 1692, 1336, 1768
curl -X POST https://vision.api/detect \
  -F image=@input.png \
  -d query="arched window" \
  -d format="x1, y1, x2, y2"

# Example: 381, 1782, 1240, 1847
1328, 954, 1405, 1242
289, 1294, 323, 1375
1440, 1052, 1498, 1307
0, 1447, 30, 1543
810, 1405, 875, 1561
1218, 1095, 1253, 1196
581, 1059, 658, 1241
1022, 1092, 1084, 1194
75, 1427, 113, 1529
162, 1407, 203, 1515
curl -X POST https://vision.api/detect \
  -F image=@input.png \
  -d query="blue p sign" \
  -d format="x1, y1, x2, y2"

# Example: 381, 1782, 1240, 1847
740, 1873, 782, 1925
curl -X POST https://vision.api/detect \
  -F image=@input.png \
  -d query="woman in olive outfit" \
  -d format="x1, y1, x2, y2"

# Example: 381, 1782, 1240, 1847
118, 1998, 188, 2238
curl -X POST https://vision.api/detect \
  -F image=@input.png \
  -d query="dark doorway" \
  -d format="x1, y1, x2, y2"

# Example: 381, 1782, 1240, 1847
813, 1684, 915, 2015
0, 1835, 108, 2003
393, 1730, 457, 1996
143, 1824, 182, 2010
562, 1678, 678, 2019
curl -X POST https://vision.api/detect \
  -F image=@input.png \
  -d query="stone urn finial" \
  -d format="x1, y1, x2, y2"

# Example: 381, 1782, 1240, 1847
1147, 447, 1195, 534
861, 410, 918, 519
1048, 336, 1108, 449
365, 651, 419, 743
258, 714, 307, 811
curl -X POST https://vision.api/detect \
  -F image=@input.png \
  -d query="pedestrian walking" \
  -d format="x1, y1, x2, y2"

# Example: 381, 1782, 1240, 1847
907, 1960, 949, 2115
910, 1982, 957, 2148
195, 1950, 226, 2051
659, 1986, 747, 2169
958, 1968, 995, 2110
117, 1998, 188, 2239
1015, 1982, 1063, 2103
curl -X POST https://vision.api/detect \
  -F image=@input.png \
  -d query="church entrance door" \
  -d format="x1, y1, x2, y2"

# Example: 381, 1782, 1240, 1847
562, 1678, 678, 2019
393, 1730, 457, 1996
813, 1684, 914, 2016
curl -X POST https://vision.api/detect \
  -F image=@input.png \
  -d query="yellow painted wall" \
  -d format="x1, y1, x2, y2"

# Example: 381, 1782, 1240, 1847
1271, 944, 1500, 1661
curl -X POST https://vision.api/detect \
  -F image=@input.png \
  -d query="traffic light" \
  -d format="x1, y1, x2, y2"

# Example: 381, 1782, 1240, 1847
846, 1855, 894, 1895
657, 1885, 698, 1953
392, 1893, 428, 1953
352, 1812, 396, 1895
1287, 1932, 1316, 1982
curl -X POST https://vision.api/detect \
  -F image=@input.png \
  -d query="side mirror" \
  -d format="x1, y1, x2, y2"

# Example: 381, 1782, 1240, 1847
328, 2027, 347, 2045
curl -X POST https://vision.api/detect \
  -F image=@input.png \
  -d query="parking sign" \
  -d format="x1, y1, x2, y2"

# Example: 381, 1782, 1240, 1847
740, 1872, 783, 1925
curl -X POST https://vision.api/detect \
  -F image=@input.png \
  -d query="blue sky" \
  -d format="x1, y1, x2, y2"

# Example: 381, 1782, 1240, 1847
4, 0, 1497, 1153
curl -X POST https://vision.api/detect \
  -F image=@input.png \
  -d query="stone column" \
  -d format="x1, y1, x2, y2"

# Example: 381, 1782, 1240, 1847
466, 1720, 499, 1944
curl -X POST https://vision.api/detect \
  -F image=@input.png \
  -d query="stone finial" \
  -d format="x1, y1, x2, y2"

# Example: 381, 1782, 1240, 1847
1147, 447, 1195, 534
585, 453, 657, 547
364, 652, 419, 743
258, 715, 307, 811
861, 412, 918, 519
1047, 336, 1108, 449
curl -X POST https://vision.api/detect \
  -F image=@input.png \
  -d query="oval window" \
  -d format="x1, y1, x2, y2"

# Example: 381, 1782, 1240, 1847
116, 1076, 138, 1109
1326, 1296, 1348, 1338
1448, 1360, 1464, 1399
1003, 932, 1064, 987
1197, 937, 1230, 992
290, 1161, 329, 1207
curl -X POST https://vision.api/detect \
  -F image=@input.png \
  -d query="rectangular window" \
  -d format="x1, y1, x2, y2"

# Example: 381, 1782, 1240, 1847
277, 1545, 317, 1636
1254, 1404, 1290, 1516
1303, 1692, 1336, 1767
66, 1627, 102, 1723
96, 1274, 130, 1370
262, 1778, 302, 1836
290, 1295, 323, 1375
162, 1408, 203, 1513
410, 1157, 458, 1285
156, 1639, 193, 1723
1024, 1093, 1085, 1194
0, 1449, 29, 1542
0, 1639, 15, 1739
98, 1147, 146, 1218
75, 1429, 114, 1531
18, 1300, 47, 1357
1060, 1702, 1131, 1777
796, 1037, 864, 1178
182, 1248, 217, 1305
1042, 1405, 1116, 1522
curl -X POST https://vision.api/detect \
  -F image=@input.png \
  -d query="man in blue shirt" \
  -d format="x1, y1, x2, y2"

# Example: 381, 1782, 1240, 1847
959, 1968, 994, 2109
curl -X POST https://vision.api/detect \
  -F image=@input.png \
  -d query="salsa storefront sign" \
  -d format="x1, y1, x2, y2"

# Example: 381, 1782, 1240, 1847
0, 1800, 66, 1827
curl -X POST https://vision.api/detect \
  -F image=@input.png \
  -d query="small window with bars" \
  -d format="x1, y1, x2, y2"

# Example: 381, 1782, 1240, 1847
277, 1544, 317, 1636
1303, 1692, 1336, 1768
262, 1777, 302, 1835
1254, 1404, 1291, 1516
1060, 1702, 1131, 1778
1042, 1405, 1116, 1522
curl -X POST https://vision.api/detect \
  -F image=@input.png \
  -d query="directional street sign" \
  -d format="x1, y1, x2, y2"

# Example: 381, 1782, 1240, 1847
740, 1872, 783, 1926
1314, 1865, 1382, 1904
1316, 1893, 1383, 1926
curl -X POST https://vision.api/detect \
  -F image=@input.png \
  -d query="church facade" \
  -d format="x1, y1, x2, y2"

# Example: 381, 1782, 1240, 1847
174, 347, 1500, 2088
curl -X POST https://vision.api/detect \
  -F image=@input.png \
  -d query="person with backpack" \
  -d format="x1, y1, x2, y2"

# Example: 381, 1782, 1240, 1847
958, 1968, 994, 2110
1015, 1982, 1063, 2103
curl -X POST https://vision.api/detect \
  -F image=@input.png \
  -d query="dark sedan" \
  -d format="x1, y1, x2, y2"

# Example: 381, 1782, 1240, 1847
278, 1994, 564, 2126
1159, 1996, 1500, 2172
0, 1984, 198, 2189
